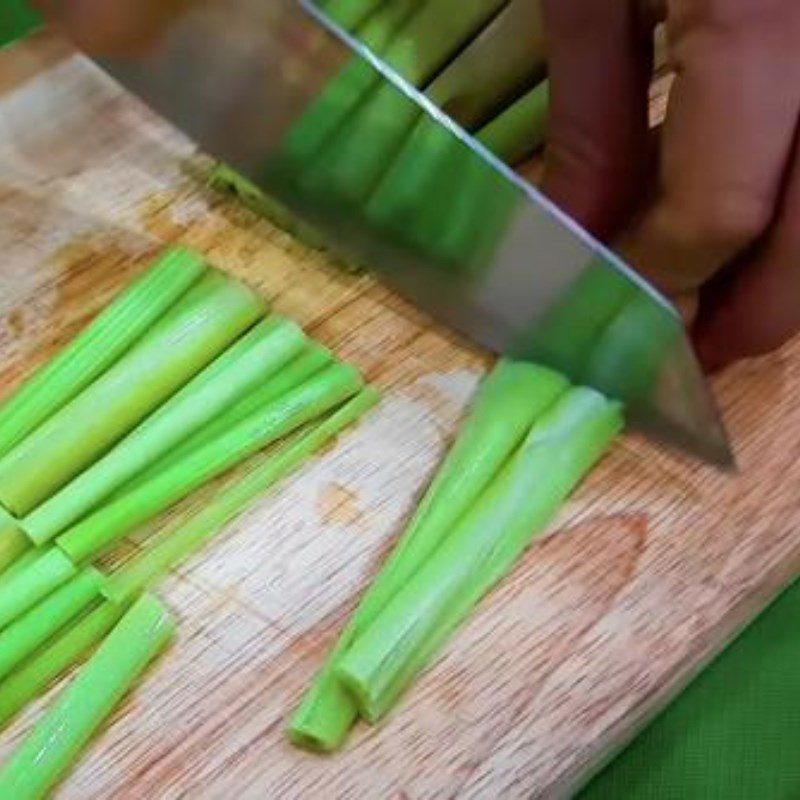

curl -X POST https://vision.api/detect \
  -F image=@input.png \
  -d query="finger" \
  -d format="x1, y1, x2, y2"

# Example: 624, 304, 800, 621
693, 132, 800, 372
540, 0, 655, 240
32, 0, 188, 55
618, 0, 800, 298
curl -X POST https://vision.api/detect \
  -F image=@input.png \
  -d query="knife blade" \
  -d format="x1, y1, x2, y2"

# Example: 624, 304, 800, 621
95, 0, 733, 467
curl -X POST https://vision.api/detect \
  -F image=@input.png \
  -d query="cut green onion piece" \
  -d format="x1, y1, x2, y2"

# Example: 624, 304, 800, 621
0, 600, 127, 731
0, 568, 102, 681
0, 247, 206, 461
476, 80, 550, 165
336, 387, 623, 721
289, 360, 568, 751
343, 362, 567, 629
23, 317, 305, 544
0, 508, 29, 575
57, 363, 364, 563
104, 387, 380, 604
141, 343, 333, 477
0, 271, 265, 515
0, 594, 174, 800
0, 548, 76, 631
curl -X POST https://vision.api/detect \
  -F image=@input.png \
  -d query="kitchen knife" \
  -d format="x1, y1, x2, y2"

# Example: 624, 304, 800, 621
94, 0, 733, 467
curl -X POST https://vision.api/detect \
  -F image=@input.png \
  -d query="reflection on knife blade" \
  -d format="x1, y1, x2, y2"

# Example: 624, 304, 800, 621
97, 0, 732, 466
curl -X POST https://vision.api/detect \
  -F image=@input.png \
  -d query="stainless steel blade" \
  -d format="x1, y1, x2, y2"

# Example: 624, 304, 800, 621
95, 0, 733, 466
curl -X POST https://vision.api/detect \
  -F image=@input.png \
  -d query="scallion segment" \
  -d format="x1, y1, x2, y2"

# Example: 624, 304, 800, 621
0, 271, 265, 515
56, 363, 364, 563
0, 568, 102, 681
0, 600, 127, 731
141, 342, 334, 477
104, 387, 380, 604
22, 316, 305, 544
289, 361, 568, 750
0, 548, 76, 630
0, 247, 206, 460
336, 388, 622, 721
0, 594, 174, 800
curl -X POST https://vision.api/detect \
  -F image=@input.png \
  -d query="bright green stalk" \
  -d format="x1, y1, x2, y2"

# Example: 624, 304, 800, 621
336, 387, 623, 721
476, 80, 550, 165
104, 387, 380, 604
0, 600, 127, 731
0, 594, 173, 800
0, 548, 76, 631
0, 247, 206, 461
289, 361, 568, 751
0, 507, 29, 575
141, 343, 334, 477
0, 271, 265, 516
22, 317, 305, 545
57, 363, 364, 563
0, 568, 102, 681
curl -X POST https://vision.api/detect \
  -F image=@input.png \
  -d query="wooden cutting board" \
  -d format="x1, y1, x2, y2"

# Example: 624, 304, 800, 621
1, 32, 799, 800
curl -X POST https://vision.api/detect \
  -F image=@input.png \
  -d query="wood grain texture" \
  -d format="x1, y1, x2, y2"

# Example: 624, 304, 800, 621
0, 33, 799, 800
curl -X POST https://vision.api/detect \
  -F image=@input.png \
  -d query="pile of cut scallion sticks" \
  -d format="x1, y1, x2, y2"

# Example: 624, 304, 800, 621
0, 246, 378, 797
0, 244, 623, 793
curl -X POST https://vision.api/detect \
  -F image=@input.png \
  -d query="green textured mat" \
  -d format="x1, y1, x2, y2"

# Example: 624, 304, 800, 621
578, 576, 800, 799
1, 2, 40, 47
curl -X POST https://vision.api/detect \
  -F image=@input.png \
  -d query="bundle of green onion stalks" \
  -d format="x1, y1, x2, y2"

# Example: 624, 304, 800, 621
289, 359, 622, 750
0, 246, 377, 796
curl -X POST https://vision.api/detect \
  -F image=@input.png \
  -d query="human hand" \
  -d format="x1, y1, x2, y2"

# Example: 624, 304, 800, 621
541, 0, 800, 371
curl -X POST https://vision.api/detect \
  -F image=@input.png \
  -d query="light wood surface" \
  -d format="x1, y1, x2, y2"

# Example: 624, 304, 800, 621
0, 33, 799, 800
